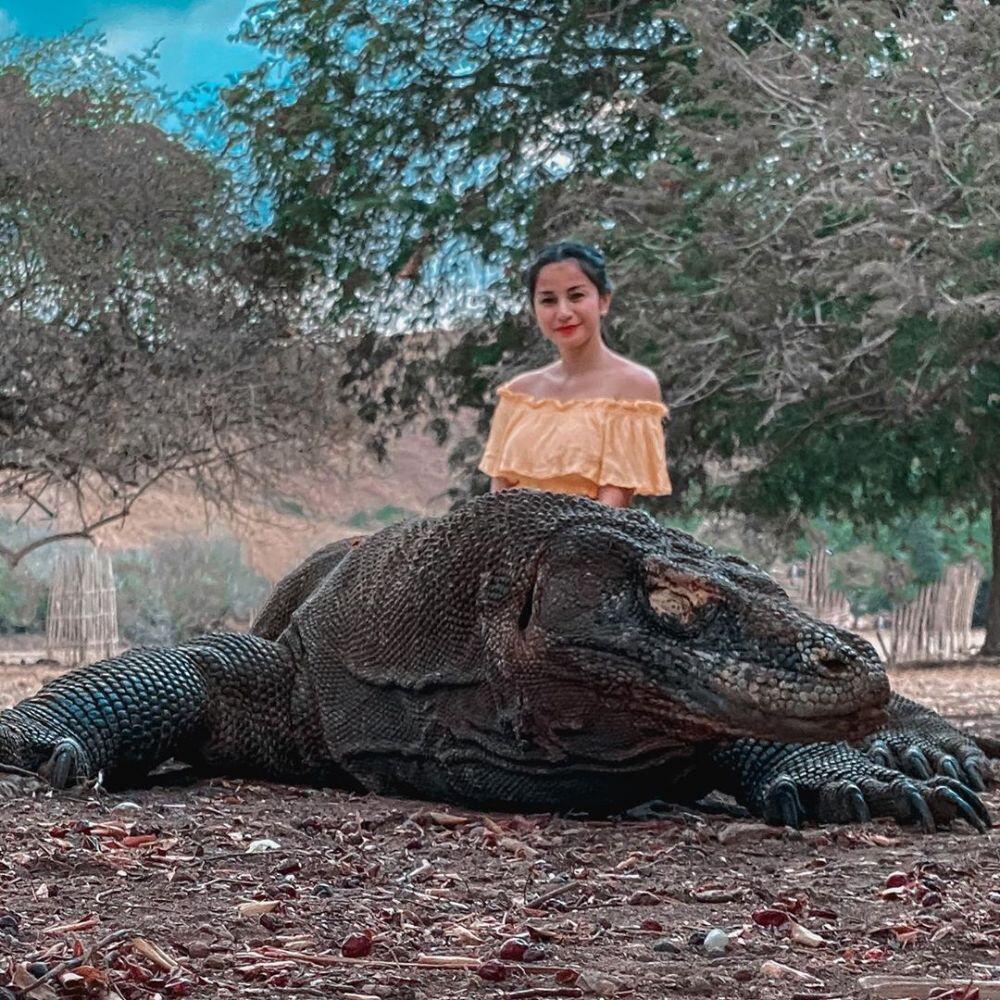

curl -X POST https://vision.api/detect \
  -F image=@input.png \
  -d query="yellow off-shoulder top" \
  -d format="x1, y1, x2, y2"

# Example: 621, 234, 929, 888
478, 385, 672, 499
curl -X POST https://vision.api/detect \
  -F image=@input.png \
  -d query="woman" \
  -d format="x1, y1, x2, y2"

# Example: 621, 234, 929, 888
479, 241, 671, 508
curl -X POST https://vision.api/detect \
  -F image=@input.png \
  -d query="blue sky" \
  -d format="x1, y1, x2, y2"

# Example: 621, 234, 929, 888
0, 0, 263, 93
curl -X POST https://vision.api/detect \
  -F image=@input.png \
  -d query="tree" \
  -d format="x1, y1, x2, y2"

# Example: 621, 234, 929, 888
437, 1, 1000, 652
0, 32, 397, 567
223, 0, 695, 318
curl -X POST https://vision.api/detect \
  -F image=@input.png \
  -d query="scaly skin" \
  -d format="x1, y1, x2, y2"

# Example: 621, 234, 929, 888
0, 491, 990, 829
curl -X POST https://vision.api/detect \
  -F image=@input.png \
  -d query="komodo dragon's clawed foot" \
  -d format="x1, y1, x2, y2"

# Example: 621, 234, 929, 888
714, 739, 991, 833
863, 694, 991, 792
0, 722, 91, 793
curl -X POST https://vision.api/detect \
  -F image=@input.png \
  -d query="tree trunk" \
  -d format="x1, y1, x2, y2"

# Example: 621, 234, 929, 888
982, 482, 1000, 657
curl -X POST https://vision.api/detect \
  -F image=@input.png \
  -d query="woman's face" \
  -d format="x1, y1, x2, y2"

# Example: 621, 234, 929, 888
531, 259, 610, 351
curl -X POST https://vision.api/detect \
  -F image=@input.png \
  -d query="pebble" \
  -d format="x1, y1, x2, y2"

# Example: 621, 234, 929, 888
627, 890, 661, 906
111, 801, 141, 811
652, 938, 683, 954
187, 942, 211, 959
311, 883, 335, 897
0, 914, 19, 937
245, 839, 280, 854
703, 928, 730, 955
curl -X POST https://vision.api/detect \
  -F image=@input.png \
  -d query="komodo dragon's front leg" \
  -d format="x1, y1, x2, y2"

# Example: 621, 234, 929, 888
0, 634, 321, 793
710, 693, 992, 832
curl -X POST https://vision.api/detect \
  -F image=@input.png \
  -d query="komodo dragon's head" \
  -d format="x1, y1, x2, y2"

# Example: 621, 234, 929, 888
477, 491, 890, 747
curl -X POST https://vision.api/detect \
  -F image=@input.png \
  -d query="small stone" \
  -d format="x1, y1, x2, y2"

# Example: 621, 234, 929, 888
311, 883, 335, 898
203, 956, 227, 970
186, 942, 211, 959
0, 914, 19, 937
476, 960, 507, 982
683, 974, 713, 996
341, 932, 372, 958
111, 801, 141, 811
26, 962, 48, 979
498, 937, 528, 960
703, 928, 730, 955
652, 938, 682, 954
627, 890, 660, 906
245, 839, 280, 854
734, 968, 754, 982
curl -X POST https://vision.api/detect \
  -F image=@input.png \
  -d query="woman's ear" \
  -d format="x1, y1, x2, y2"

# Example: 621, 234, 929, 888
599, 291, 612, 316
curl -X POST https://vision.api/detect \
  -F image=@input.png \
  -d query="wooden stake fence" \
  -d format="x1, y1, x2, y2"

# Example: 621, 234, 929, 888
46, 543, 120, 666
881, 561, 981, 665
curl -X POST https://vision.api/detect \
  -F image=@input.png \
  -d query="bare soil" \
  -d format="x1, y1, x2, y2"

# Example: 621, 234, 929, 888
2, 661, 1000, 999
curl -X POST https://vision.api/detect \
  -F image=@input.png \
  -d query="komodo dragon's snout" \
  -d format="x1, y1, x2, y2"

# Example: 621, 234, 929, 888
514, 521, 890, 746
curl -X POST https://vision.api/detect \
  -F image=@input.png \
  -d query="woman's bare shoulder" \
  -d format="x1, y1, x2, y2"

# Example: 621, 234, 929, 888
503, 364, 559, 396
605, 356, 663, 402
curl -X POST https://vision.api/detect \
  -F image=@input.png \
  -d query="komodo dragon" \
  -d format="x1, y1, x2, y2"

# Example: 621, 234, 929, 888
0, 490, 991, 831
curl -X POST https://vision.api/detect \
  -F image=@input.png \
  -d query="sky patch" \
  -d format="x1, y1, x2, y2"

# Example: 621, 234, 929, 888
0, 0, 263, 93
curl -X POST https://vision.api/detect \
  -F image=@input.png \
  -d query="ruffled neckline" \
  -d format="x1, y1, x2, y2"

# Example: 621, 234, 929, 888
498, 385, 667, 416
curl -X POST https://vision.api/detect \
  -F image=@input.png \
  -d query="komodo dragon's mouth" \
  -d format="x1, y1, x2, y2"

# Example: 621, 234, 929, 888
690, 681, 889, 743
563, 642, 889, 745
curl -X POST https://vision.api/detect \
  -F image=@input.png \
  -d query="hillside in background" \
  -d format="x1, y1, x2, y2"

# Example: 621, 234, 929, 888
89, 431, 458, 584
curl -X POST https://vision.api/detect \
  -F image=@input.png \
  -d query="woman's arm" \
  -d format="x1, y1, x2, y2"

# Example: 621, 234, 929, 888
596, 485, 634, 508
491, 475, 516, 492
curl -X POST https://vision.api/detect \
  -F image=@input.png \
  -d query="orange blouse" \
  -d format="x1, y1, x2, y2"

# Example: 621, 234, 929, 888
478, 385, 672, 499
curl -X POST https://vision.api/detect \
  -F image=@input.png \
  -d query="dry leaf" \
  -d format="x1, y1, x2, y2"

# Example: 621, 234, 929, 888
237, 900, 280, 919
759, 960, 823, 985
132, 936, 178, 971
788, 921, 827, 948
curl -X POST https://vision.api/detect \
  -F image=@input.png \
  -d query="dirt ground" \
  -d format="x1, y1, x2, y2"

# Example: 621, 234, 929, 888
2, 661, 1000, 1000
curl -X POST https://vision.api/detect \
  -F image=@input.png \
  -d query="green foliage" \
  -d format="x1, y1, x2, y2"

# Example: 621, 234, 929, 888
223, 0, 692, 313
113, 535, 270, 645
0, 561, 47, 633
345, 505, 417, 529
802, 507, 991, 614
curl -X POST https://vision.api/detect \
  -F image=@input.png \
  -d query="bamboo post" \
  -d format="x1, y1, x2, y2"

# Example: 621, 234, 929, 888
46, 543, 119, 666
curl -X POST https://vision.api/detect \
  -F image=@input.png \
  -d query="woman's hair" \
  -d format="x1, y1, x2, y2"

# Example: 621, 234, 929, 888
523, 241, 614, 301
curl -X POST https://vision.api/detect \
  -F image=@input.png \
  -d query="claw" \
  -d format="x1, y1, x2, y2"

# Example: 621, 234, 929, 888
38, 739, 82, 789
845, 784, 871, 823
963, 759, 987, 792
937, 755, 961, 781
765, 777, 804, 829
868, 740, 893, 769
902, 782, 936, 833
902, 747, 933, 780
931, 786, 989, 834
941, 777, 992, 829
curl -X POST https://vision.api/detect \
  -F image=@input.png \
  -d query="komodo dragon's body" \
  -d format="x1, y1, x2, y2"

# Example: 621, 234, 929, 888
0, 491, 990, 830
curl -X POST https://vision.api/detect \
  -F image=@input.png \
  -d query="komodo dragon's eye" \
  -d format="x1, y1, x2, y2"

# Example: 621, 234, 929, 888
646, 565, 721, 626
